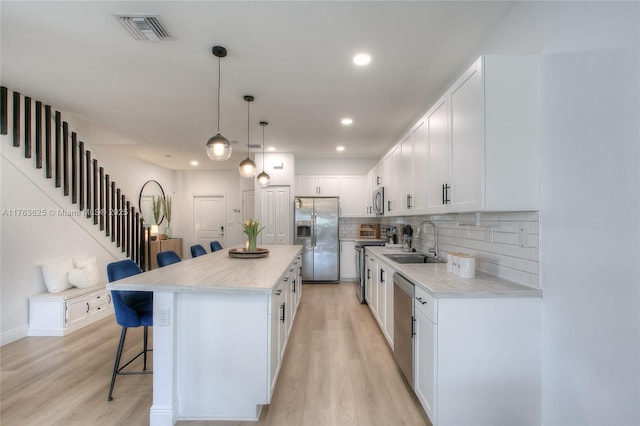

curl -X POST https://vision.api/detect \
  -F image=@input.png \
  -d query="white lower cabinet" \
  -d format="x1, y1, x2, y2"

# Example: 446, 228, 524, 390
366, 255, 394, 349
413, 287, 437, 422
270, 269, 293, 396
29, 284, 113, 336
413, 287, 541, 426
339, 240, 356, 281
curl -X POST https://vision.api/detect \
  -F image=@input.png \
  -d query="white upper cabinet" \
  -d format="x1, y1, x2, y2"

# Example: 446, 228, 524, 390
295, 176, 339, 196
295, 175, 365, 217
427, 55, 540, 213
338, 176, 365, 217
394, 120, 429, 215
426, 96, 450, 211
364, 169, 375, 217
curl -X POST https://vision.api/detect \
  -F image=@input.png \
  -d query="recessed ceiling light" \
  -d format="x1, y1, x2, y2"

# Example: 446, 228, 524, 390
267, 147, 276, 152
190, 160, 199, 166
353, 53, 371, 66
341, 118, 353, 125
336, 146, 345, 152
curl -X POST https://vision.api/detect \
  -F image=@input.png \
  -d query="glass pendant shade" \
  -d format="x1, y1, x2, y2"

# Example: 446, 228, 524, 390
257, 170, 270, 187
239, 157, 257, 178
206, 133, 232, 160
257, 121, 270, 187
239, 95, 256, 178
207, 45, 231, 161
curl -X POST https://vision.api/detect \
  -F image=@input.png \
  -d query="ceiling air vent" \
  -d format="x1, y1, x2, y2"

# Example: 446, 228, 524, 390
115, 14, 172, 41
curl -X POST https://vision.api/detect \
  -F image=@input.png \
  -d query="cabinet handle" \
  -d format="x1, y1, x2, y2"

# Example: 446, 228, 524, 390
442, 184, 450, 205
376, 176, 381, 185
107, 294, 112, 304
280, 303, 285, 322
85, 302, 89, 313
276, 289, 282, 296
416, 297, 427, 305
407, 194, 412, 209
367, 269, 370, 279
387, 200, 391, 211
411, 316, 416, 337
380, 269, 385, 283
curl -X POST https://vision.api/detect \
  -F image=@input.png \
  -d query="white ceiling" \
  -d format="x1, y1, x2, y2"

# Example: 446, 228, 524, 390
1, 1, 515, 170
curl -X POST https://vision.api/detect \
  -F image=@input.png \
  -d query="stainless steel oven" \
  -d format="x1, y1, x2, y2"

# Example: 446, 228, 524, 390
355, 239, 386, 303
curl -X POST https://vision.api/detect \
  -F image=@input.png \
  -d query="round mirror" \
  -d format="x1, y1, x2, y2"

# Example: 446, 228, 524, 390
139, 180, 166, 226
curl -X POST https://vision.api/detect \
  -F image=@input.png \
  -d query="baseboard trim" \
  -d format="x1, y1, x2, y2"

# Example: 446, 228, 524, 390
1, 325, 28, 346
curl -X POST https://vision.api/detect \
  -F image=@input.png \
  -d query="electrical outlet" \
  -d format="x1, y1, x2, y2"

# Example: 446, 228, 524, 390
159, 308, 170, 326
518, 227, 528, 248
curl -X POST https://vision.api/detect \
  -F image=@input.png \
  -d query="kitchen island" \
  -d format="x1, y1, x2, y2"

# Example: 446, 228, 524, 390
107, 245, 303, 426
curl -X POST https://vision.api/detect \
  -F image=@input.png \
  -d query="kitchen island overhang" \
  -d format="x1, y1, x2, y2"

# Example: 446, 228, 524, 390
107, 245, 303, 426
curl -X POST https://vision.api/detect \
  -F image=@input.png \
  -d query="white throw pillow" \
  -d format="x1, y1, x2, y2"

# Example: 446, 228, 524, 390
41, 257, 74, 293
69, 257, 99, 288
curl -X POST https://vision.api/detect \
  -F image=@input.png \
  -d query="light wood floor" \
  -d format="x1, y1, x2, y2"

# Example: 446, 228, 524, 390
1, 282, 430, 426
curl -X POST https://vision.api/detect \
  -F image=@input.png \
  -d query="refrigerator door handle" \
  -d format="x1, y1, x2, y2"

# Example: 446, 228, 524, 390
312, 212, 316, 247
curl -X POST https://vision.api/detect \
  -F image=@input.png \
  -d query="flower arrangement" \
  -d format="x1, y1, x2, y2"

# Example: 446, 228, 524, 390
243, 219, 266, 252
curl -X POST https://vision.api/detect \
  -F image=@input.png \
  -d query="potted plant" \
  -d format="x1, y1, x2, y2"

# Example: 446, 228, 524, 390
242, 219, 265, 252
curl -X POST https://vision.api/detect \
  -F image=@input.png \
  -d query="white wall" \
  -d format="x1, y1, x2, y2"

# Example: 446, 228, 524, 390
0, 108, 176, 345
295, 156, 375, 175
479, 2, 640, 424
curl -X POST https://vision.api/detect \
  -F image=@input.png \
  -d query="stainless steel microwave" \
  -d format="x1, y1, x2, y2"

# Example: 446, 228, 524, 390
373, 187, 385, 215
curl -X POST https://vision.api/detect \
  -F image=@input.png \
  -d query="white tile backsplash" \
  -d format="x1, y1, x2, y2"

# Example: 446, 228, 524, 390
340, 211, 540, 288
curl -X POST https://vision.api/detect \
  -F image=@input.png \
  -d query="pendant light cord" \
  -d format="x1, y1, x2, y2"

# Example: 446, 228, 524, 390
217, 57, 221, 133
246, 100, 250, 156
262, 125, 266, 168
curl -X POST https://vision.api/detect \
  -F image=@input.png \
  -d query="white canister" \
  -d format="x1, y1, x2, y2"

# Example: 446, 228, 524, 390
457, 255, 476, 278
446, 252, 455, 273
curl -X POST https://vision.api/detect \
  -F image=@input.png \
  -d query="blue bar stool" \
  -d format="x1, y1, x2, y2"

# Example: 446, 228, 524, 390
210, 241, 223, 252
157, 250, 181, 267
106, 259, 153, 401
190, 244, 207, 258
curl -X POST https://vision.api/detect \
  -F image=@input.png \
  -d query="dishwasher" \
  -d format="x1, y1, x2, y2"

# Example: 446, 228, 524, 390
393, 272, 414, 388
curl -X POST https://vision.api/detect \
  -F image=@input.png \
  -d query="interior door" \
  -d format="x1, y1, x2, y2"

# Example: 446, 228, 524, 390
261, 186, 290, 245
193, 195, 226, 248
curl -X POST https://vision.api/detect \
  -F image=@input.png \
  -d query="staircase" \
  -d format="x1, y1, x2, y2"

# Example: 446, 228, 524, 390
1, 86, 147, 270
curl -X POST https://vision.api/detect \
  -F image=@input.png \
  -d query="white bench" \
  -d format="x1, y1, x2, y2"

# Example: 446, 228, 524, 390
28, 283, 114, 336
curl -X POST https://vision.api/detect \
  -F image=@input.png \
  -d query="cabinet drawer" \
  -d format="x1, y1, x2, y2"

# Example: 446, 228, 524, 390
415, 286, 436, 324
87, 292, 111, 309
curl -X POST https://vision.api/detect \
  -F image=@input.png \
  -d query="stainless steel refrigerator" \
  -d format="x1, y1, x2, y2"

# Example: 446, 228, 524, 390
294, 197, 339, 282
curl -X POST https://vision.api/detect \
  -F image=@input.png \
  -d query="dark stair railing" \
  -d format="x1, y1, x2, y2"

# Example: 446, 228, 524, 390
1, 86, 148, 271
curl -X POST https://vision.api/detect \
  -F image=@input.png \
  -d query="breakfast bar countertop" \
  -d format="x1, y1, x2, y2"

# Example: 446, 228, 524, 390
107, 244, 303, 294
366, 246, 542, 298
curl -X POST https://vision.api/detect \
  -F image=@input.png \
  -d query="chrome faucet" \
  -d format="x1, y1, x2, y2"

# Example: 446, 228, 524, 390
415, 221, 438, 259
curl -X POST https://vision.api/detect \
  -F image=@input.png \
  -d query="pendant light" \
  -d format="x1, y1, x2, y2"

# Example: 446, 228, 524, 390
206, 46, 232, 161
239, 95, 257, 177
256, 121, 271, 187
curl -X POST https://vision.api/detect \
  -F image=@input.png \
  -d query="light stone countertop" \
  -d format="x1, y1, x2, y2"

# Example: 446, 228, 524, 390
366, 246, 542, 298
107, 245, 303, 294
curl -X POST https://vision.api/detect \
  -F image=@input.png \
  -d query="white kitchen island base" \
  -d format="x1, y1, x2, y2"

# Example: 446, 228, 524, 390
151, 291, 271, 423
107, 245, 303, 426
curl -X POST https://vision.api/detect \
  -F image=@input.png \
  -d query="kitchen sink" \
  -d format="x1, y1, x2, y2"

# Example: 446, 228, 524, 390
383, 253, 443, 264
